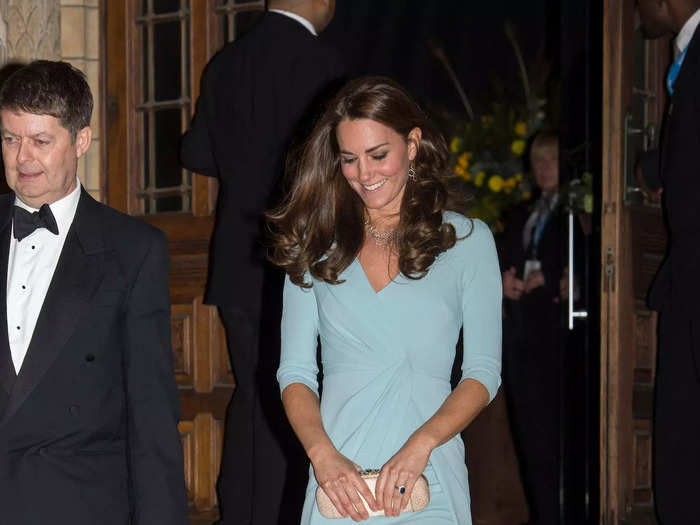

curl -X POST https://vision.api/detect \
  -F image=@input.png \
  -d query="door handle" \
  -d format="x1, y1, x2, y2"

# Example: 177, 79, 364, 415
568, 211, 588, 330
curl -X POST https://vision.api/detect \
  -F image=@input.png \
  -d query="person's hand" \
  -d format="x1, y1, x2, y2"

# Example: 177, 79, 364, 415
559, 266, 570, 302
502, 267, 525, 300
524, 269, 545, 293
311, 447, 377, 521
375, 438, 431, 517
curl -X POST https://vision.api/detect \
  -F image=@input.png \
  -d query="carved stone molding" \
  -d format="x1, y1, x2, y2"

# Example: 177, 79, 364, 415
0, 0, 60, 64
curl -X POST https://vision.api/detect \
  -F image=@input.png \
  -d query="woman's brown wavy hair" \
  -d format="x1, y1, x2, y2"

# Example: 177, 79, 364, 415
267, 76, 468, 287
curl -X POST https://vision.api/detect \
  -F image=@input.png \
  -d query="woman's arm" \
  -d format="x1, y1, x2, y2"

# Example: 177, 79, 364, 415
281, 384, 378, 521
373, 379, 490, 517
278, 277, 377, 521
375, 219, 502, 517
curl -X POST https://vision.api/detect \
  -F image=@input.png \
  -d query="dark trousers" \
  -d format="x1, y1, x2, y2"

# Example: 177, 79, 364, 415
502, 297, 562, 525
217, 306, 307, 525
505, 369, 560, 525
654, 311, 700, 525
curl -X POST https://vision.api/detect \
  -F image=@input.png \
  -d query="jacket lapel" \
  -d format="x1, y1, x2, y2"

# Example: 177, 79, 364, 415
0, 197, 13, 397
661, 28, 700, 177
0, 189, 106, 426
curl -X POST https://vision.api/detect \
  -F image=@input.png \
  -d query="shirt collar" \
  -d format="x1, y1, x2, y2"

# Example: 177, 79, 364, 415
14, 177, 82, 237
269, 9, 317, 36
538, 191, 559, 210
675, 8, 700, 58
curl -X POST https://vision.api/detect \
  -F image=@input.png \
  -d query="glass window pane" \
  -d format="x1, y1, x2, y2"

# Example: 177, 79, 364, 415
153, 21, 181, 101
142, 26, 150, 102
153, 0, 179, 14
222, 10, 264, 42
218, 0, 259, 5
184, 17, 190, 95
156, 195, 183, 212
154, 109, 183, 189
143, 112, 151, 189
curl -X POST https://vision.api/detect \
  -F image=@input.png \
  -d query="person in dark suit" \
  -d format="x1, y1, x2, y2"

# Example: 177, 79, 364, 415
180, 1, 344, 523
497, 131, 571, 525
0, 61, 187, 524
637, 1, 700, 523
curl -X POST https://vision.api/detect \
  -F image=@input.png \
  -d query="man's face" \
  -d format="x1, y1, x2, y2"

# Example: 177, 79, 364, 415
636, 0, 673, 38
1, 110, 91, 208
531, 147, 559, 195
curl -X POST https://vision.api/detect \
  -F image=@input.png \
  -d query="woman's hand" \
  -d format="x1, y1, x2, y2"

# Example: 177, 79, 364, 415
524, 269, 545, 293
558, 266, 570, 301
502, 267, 525, 300
311, 446, 377, 521
375, 437, 432, 517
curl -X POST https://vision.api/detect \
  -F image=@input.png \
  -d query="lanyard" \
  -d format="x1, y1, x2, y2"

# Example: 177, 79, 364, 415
667, 45, 689, 95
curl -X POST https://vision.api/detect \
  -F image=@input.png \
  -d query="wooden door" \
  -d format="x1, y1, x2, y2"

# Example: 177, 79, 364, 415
600, 1, 670, 523
103, 1, 265, 522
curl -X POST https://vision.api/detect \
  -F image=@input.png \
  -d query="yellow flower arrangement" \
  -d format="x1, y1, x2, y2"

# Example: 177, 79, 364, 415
511, 139, 526, 156
434, 22, 548, 232
488, 175, 504, 192
480, 115, 494, 127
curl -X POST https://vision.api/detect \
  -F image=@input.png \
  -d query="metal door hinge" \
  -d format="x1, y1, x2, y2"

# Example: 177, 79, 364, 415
605, 247, 616, 292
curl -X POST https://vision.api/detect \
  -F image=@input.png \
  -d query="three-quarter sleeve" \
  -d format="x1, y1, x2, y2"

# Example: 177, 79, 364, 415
460, 219, 503, 402
277, 275, 321, 396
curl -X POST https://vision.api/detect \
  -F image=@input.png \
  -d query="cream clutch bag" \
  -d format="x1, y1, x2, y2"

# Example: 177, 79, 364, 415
315, 469, 430, 519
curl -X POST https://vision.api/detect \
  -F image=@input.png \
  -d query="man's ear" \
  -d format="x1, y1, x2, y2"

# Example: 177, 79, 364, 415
407, 127, 422, 161
74, 126, 92, 159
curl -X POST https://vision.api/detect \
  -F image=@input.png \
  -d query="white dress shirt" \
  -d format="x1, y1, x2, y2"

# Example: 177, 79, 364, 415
675, 8, 700, 57
269, 8, 317, 36
7, 181, 81, 373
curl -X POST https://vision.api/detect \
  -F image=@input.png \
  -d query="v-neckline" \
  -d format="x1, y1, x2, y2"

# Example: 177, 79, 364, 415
353, 257, 400, 295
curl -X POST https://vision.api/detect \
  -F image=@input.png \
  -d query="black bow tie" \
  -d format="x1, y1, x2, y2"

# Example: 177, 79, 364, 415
12, 204, 59, 241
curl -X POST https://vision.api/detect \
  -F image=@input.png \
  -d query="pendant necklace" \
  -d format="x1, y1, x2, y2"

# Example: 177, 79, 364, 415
364, 218, 396, 247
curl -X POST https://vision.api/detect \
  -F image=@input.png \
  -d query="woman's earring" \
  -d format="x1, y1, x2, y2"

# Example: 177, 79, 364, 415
408, 163, 417, 181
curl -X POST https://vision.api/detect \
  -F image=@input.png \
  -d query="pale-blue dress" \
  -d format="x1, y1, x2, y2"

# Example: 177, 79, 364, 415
278, 214, 502, 524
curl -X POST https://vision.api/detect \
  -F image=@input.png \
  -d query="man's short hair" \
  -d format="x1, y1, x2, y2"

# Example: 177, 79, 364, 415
530, 129, 559, 160
0, 60, 93, 140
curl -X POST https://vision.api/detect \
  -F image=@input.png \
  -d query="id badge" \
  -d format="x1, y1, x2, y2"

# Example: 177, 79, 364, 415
523, 259, 542, 282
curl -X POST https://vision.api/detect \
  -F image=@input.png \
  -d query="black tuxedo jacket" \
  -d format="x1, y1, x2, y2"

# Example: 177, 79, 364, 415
649, 28, 700, 318
0, 190, 187, 524
181, 11, 344, 312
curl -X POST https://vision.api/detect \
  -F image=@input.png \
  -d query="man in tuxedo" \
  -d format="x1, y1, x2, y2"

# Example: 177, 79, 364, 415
637, 1, 700, 523
0, 60, 187, 524
180, 1, 343, 523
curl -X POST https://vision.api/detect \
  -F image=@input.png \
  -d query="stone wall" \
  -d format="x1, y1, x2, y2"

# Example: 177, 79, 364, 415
0, 0, 102, 200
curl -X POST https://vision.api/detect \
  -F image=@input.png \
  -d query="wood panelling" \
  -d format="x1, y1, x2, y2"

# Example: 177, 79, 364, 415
172, 302, 194, 385
601, 1, 668, 523
105, 2, 238, 522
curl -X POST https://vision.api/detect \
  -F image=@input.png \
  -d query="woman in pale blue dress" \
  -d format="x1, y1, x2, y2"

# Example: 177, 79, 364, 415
268, 77, 501, 524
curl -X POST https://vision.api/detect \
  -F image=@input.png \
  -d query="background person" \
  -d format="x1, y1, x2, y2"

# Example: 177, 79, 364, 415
497, 130, 570, 524
636, 1, 700, 523
180, 1, 344, 523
